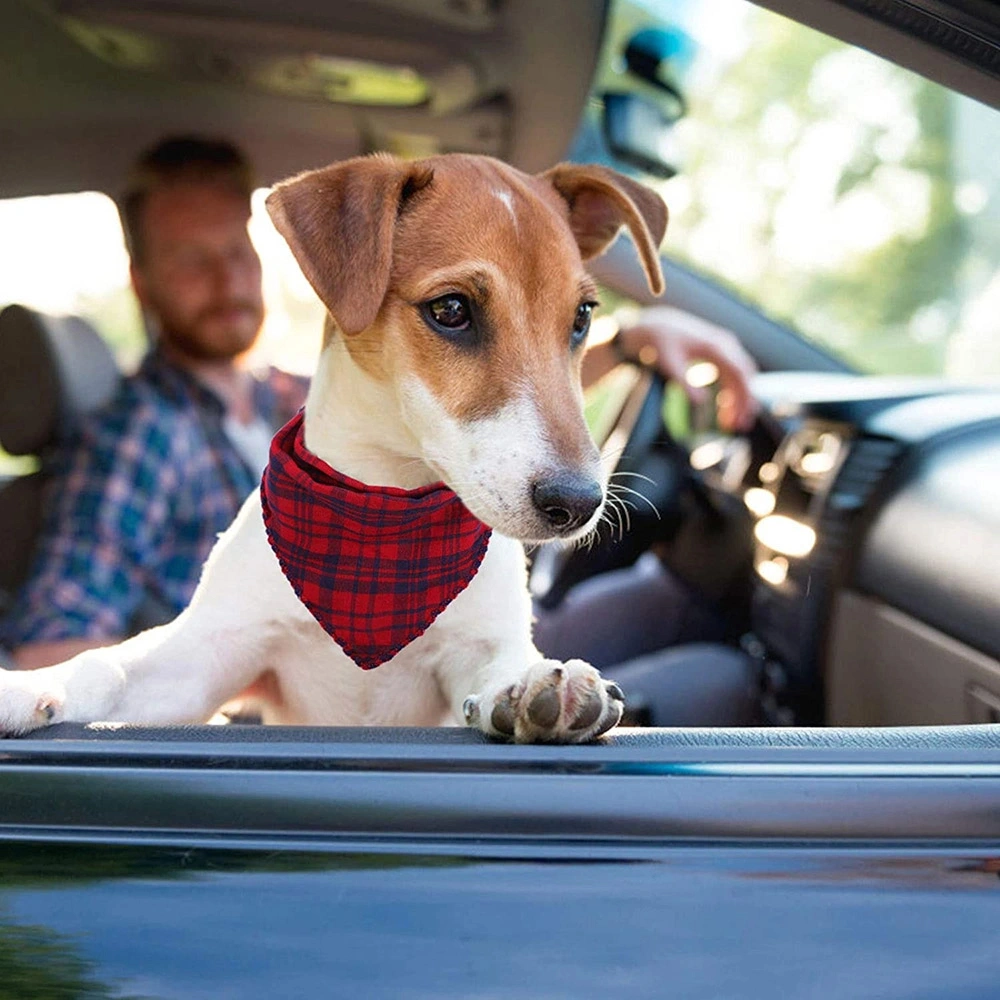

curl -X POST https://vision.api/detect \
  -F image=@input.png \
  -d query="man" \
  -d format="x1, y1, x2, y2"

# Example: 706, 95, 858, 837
1, 136, 305, 668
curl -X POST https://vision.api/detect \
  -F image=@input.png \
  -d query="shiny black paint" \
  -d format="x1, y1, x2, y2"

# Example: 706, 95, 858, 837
1, 726, 999, 999
2, 844, 999, 999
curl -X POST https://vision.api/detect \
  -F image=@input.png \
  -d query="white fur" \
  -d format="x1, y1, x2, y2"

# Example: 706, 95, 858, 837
398, 377, 602, 542
0, 284, 621, 742
492, 187, 516, 225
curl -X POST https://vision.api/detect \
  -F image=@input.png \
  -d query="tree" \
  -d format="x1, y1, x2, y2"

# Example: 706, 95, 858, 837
0, 914, 149, 1000
602, 0, 972, 375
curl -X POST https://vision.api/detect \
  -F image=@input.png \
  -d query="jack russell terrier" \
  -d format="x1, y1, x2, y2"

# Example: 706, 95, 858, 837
0, 153, 667, 743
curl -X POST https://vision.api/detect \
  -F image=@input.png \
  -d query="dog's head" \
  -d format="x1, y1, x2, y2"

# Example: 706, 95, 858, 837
267, 153, 666, 543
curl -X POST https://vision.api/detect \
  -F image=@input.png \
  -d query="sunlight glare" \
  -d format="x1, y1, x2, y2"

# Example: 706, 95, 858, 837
0, 192, 128, 313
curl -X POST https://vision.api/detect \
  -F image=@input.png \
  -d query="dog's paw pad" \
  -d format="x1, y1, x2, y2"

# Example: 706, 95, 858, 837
526, 686, 561, 729
568, 688, 604, 731
469, 659, 624, 744
489, 685, 520, 737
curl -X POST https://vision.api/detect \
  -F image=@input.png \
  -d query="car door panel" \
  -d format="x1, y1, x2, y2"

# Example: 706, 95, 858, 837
1, 726, 999, 998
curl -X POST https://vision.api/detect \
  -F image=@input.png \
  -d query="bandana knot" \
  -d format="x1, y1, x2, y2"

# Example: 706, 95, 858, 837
261, 412, 492, 669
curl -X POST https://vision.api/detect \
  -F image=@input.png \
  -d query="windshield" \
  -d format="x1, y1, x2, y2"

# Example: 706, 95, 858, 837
577, 0, 1000, 379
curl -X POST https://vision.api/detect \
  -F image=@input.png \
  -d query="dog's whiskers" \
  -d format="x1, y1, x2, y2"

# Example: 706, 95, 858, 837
608, 470, 658, 486
598, 507, 620, 545
596, 501, 616, 538
574, 525, 598, 552
606, 485, 639, 508
607, 483, 660, 519
605, 494, 631, 537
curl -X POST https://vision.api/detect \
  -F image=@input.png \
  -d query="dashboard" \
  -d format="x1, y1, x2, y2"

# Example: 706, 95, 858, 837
702, 372, 1000, 727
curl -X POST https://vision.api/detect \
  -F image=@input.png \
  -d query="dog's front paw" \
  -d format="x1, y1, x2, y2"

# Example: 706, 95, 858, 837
465, 659, 624, 744
0, 670, 66, 737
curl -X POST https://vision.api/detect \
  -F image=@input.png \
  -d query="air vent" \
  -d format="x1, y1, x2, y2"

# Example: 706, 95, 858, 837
826, 436, 903, 514
810, 435, 903, 568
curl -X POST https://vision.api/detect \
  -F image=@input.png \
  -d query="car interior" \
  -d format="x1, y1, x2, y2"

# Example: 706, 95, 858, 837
1, 0, 999, 743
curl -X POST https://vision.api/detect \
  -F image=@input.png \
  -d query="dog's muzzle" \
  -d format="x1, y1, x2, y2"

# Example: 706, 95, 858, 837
531, 471, 603, 533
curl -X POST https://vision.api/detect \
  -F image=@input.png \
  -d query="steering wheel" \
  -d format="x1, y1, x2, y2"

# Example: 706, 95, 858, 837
529, 364, 690, 608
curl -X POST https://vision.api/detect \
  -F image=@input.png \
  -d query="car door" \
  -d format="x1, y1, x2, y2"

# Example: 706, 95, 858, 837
1, 723, 999, 999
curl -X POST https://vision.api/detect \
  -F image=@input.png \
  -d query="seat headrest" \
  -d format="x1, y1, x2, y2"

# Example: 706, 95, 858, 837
0, 304, 121, 456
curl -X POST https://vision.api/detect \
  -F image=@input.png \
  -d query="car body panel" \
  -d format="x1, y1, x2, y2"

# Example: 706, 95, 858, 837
3, 841, 1000, 1000
3, 726, 1000, 998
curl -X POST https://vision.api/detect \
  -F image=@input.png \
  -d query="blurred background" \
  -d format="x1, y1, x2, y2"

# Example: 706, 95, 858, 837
0, 0, 996, 382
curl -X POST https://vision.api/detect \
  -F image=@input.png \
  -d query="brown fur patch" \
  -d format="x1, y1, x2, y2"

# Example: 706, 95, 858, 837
380, 159, 600, 461
270, 153, 666, 462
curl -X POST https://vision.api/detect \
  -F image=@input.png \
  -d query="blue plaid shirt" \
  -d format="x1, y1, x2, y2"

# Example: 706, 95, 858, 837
0, 348, 306, 647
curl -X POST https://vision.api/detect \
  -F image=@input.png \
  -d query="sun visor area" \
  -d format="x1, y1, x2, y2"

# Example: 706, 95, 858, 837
51, 0, 491, 115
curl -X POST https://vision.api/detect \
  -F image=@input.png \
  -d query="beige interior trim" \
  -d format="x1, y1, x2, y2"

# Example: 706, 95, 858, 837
827, 591, 1000, 726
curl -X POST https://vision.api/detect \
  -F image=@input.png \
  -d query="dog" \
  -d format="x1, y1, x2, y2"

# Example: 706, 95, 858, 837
0, 153, 667, 743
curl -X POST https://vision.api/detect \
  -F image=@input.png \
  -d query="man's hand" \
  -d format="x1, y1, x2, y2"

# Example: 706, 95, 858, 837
612, 307, 759, 432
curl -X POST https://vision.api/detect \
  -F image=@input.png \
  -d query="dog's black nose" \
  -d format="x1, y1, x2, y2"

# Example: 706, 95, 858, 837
532, 472, 603, 532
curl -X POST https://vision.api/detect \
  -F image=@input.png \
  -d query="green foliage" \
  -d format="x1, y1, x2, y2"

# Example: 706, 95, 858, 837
0, 914, 148, 1000
683, 11, 962, 373
0, 450, 38, 477
0, 842, 467, 890
606, 0, 985, 376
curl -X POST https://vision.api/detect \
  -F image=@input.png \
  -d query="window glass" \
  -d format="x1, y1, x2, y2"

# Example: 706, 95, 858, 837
0, 189, 324, 375
581, 0, 1000, 379
0, 192, 143, 369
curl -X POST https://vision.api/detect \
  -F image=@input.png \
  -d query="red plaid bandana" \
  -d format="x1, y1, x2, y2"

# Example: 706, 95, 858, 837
261, 411, 492, 669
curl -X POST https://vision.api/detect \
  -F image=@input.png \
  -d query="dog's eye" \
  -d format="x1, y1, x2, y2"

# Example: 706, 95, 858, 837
423, 294, 472, 333
570, 303, 594, 348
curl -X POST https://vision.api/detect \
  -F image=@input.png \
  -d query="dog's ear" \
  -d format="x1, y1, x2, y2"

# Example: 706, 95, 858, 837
540, 163, 667, 296
266, 155, 435, 335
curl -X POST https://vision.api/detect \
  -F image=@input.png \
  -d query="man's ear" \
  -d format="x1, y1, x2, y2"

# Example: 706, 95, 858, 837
540, 163, 667, 296
266, 154, 434, 335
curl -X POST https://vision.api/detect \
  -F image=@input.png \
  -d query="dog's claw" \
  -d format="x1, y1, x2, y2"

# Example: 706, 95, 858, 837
462, 696, 480, 725
606, 681, 625, 703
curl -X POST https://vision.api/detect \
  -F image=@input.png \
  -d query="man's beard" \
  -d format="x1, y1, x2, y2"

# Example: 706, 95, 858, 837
155, 300, 264, 361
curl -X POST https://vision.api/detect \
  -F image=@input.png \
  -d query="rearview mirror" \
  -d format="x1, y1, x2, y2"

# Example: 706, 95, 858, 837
601, 92, 681, 179
623, 27, 690, 122
600, 26, 693, 179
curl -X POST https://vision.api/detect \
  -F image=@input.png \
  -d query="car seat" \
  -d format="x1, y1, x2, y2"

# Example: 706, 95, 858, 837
0, 304, 121, 620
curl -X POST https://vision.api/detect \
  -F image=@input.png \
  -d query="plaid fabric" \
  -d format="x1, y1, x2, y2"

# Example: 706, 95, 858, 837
261, 411, 492, 670
0, 348, 306, 647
